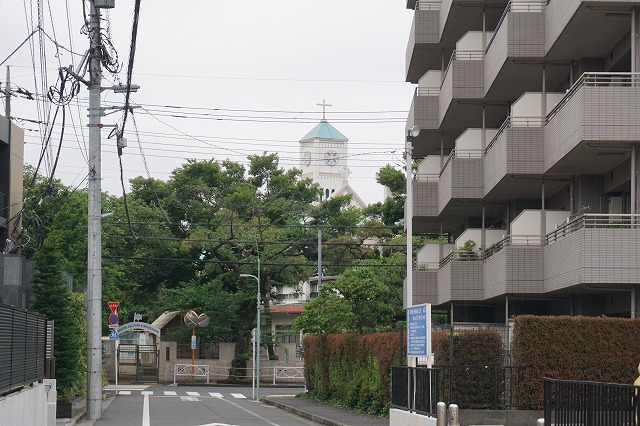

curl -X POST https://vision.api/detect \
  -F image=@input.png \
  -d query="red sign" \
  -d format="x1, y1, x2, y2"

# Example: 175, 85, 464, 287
108, 301, 119, 313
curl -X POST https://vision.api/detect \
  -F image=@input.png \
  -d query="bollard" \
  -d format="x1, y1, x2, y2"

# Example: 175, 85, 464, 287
536, 418, 544, 426
448, 404, 459, 426
436, 402, 446, 426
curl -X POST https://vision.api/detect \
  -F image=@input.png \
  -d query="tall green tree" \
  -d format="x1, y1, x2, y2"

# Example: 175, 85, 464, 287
31, 237, 86, 401
294, 253, 406, 334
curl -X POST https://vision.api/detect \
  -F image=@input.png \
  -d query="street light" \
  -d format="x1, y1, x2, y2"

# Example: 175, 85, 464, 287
240, 264, 261, 401
406, 125, 420, 311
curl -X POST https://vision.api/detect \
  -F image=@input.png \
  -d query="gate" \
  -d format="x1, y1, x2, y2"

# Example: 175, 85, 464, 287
118, 344, 159, 383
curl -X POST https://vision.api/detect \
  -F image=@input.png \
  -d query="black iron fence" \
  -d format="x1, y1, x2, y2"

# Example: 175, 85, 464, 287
0, 303, 49, 396
437, 365, 526, 409
544, 378, 640, 426
391, 365, 441, 416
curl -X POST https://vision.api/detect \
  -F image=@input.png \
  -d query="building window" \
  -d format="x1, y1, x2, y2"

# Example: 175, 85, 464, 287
275, 325, 300, 345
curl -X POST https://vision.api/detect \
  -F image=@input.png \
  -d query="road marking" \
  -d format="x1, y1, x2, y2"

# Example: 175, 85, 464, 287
186, 391, 201, 396
142, 393, 150, 426
164, 391, 177, 396
180, 396, 200, 402
118, 390, 131, 395
230, 393, 246, 399
141, 391, 153, 396
209, 392, 224, 398
218, 398, 280, 426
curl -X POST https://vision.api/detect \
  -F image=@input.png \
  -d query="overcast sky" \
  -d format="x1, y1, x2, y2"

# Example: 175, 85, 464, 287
0, 1, 415, 205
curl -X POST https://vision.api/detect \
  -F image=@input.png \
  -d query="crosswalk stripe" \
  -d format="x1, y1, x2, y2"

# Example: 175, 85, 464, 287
118, 390, 131, 395
186, 391, 200, 396
230, 393, 246, 399
209, 392, 223, 398
164, 391, 177, 396
141, 391, 153, 396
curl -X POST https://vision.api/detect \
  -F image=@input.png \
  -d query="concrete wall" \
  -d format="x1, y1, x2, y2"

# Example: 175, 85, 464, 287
0, 381, 53, 426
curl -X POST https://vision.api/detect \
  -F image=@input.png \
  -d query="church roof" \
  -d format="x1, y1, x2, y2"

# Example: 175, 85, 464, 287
300, 120, 348, 142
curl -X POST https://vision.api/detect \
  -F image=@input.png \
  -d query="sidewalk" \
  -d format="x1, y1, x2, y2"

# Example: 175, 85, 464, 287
262, 396, 388, 426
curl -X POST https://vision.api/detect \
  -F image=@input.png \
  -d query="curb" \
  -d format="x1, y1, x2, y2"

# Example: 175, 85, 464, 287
262, 397, 351, 426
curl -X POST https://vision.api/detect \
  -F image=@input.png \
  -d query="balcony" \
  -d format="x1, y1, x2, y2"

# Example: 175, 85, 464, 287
544, 73, 640, 175
406, 0, 507, 82
406, 1, 443, 83
437, 128, 486, 215
544, 214, 640, 292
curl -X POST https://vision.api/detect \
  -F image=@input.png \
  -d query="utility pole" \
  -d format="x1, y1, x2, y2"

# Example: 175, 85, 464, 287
86, 0, 104, 419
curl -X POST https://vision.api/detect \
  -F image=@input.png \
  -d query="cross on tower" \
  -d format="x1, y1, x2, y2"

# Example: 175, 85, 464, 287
316, 99, 332, 120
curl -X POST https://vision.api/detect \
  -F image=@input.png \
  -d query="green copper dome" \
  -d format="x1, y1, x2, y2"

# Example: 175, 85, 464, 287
300, 120, 348, 142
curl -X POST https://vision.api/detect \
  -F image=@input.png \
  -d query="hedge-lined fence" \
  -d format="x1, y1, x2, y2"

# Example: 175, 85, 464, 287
303, 316, 640, 414
512, 315, 640, 410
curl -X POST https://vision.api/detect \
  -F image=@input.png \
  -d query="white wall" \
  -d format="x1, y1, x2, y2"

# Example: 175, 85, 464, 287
455, 128, 499, 155
456, 31, 494, 52
416, 243, 454, 264
512, 92, 566, 120
0, 382, 51, 426
417, 156, 442, 179
418, 70, 443, 88
456, 229, 506, 249
510, 210, 571, 244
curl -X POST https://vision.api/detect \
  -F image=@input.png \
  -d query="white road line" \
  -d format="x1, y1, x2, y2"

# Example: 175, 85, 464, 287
209, 392, 223, 398
230, 393, 246, 399
180, 396, 200, 402
118, 390, 131, 395
218, 398, 280, 426
186, 391, 201, 396
141, 391, 153, 396
164, 391, 177, 396
142, 393, 150, 426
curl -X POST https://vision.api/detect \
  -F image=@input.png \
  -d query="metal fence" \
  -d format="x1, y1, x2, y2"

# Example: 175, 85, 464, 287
436, 365, 526, 409
0, 303, 49, 396
544, 378, 640, 426
391, 365, 441, 416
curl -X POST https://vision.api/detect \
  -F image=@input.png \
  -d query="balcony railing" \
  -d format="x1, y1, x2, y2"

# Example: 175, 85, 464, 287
547, 72, 640, 124
547, 213, 640, 244
428, 214, 639, 268
415, 86, 440, 96
415, 0, 440, 11
440, 250, 480, 267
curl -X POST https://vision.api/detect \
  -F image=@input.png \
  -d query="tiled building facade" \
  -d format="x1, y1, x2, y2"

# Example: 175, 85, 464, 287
404, 0, 640, 322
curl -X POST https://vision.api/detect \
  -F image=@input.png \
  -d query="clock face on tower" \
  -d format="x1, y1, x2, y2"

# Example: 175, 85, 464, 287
324, 150, 339, 166
302, 151, 312, 167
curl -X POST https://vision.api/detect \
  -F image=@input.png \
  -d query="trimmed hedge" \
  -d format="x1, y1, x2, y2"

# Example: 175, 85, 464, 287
433, 329, 503, 365
512, 315, 640, 409
433, 329, 504, 407
303, 332, 401, 416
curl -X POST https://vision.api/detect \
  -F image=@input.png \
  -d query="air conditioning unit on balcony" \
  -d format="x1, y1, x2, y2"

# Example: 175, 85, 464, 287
608, 196, 623, 214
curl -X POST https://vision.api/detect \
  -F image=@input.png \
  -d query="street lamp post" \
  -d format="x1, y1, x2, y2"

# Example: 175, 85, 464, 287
240, 258, 261, 401
406, 125, 420, 313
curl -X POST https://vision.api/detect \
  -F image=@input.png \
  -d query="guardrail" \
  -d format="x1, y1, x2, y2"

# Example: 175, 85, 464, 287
173, 363, 210, 384
0, 303, 49, 396
272, 366, 304, 384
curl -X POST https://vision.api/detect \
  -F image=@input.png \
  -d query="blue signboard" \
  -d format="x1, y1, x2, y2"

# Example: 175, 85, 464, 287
407, 304, 430, 357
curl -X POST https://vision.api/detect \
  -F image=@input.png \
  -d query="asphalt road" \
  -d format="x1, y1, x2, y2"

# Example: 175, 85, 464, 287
90, 384, 317, 426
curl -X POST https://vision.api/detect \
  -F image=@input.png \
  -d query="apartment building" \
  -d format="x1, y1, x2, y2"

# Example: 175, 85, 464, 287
404, 0, 640, 322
